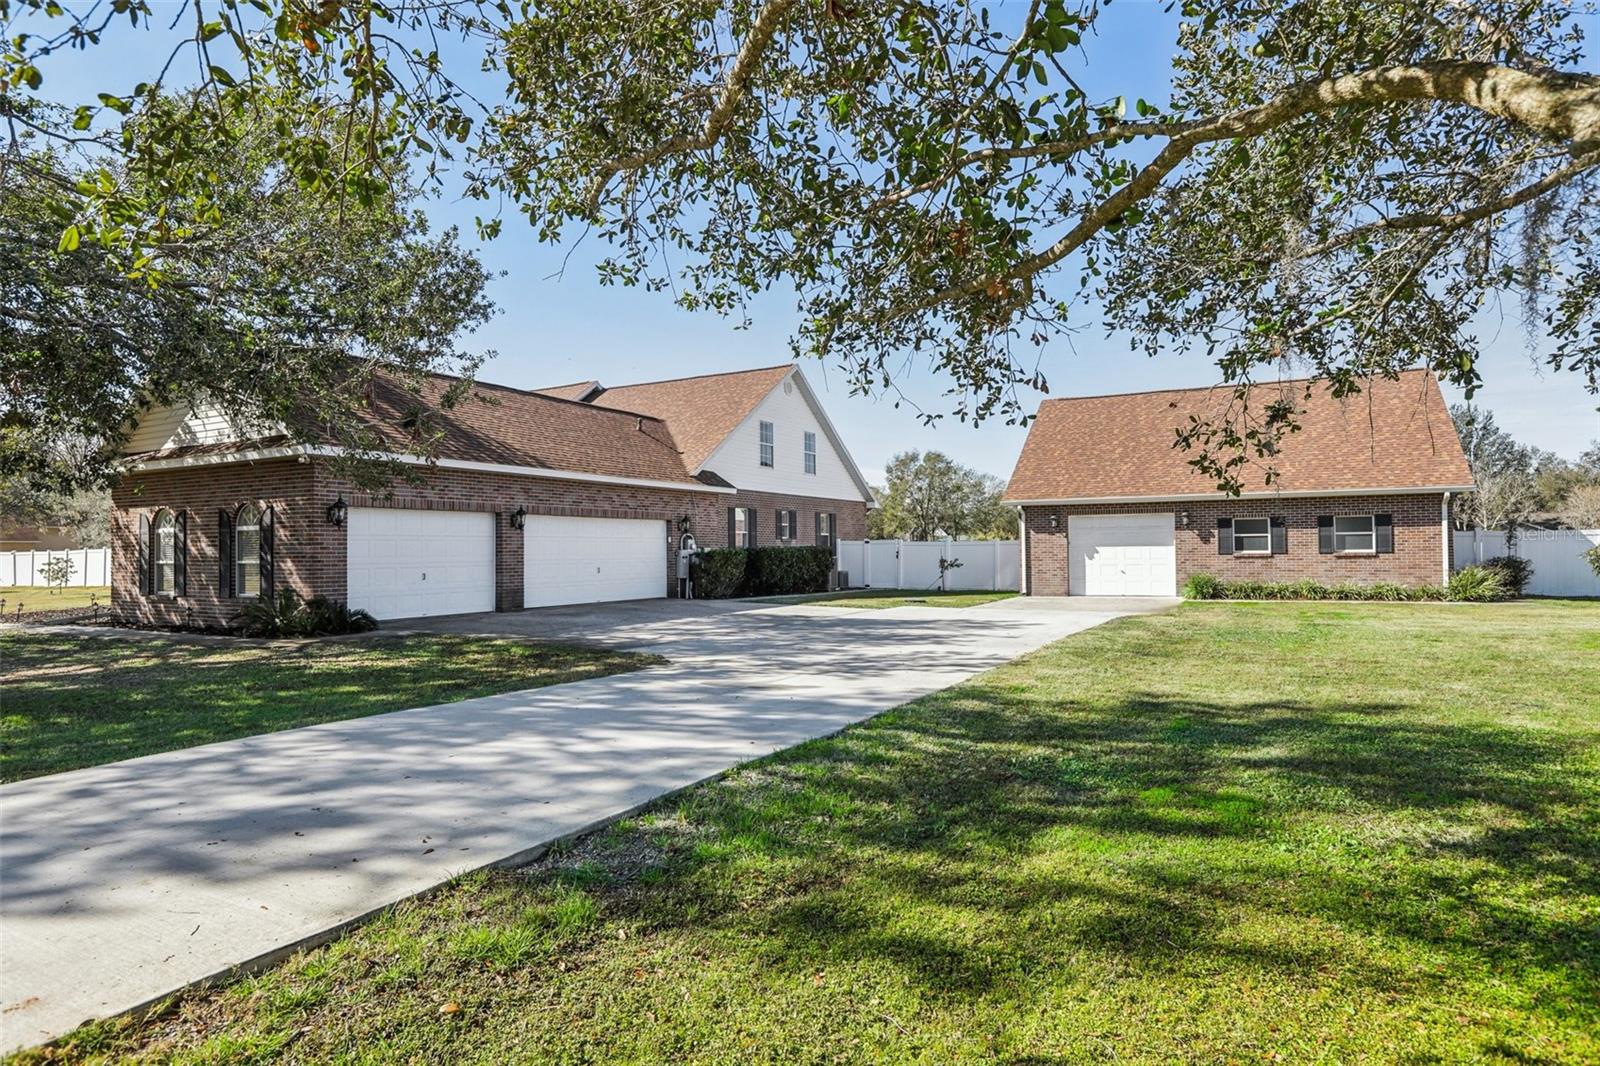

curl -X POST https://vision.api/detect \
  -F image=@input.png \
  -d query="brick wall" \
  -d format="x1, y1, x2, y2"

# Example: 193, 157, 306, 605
1022, 493, 1451, 595
717, 489, 868, 548
111, 459, 729, 626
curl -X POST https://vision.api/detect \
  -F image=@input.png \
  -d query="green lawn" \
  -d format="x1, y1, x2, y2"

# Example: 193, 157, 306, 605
0, 585, 111, 616
762, 588, 1019, 609
0, 633, 662, 782
25, 601, 1600, 1064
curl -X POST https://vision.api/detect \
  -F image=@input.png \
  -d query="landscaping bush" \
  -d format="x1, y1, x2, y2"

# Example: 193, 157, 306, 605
690, 548, 749, 599
1181, 573, 1226, 599
1446, 565, 1509, 603
747, 546, 835, 596
232, 589, 379, 637
1180, 574, 1462, 603
1480, 555, 1533, 596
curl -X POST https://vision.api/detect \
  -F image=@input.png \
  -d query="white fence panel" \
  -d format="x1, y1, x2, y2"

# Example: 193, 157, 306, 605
1452, 528, 1600, 598
0, 548, 111, 587
838, 540, 1022, 592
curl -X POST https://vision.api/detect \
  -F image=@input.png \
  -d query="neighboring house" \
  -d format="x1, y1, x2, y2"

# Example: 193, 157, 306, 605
110, 363, 872, 625
0, 522, 83, 552
1004, 370, 1475, 596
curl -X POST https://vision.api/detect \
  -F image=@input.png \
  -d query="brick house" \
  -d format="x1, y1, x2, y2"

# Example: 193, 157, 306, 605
1003, 371, 1475, 596
112, 364, 873, 625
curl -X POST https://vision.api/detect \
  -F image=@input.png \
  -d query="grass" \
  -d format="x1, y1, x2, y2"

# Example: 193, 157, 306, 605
0, 585, 111, 617
0, 634, 662, 782
21, 600, 1600, 1064
760, 588, 1019, 609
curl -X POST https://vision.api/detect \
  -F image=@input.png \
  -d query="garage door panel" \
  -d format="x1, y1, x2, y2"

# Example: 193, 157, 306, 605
525, 515, 665, 609
347, 508, 496, 620
1068, 513, 1177, 597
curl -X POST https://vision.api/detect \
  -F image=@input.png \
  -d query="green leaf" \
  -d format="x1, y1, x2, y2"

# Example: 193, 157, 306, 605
57, 225, 81, 253
209, 65, 237, 87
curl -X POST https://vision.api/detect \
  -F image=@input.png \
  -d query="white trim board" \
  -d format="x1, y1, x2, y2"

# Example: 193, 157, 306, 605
124, 446, 737, 495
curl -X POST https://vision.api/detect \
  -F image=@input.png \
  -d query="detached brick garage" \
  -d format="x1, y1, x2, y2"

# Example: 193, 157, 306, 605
1004, 371, 1476, 596
112, 363, 873, 626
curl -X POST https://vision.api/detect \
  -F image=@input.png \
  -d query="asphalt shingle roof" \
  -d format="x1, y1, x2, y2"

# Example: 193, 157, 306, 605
1004, 369, 1474, 501
587, 365, 794, 471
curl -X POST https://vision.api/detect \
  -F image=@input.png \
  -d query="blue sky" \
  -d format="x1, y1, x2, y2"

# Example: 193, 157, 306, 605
25, 1, 1600, 483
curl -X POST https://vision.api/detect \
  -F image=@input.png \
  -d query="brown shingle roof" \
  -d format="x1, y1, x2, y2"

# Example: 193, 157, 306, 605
587, 365, 794, 470
1004, 370, 1474, 501
534, 381, 603, 402
345, 371, 704, 485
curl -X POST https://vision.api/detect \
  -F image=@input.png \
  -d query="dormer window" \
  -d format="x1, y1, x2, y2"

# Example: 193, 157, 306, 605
803, 431, 817, 475
759, 421, 774, 467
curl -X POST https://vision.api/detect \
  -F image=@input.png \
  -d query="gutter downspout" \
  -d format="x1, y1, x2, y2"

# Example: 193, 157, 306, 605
1441, 492, 1453, 584
1017, 506, 1029, 596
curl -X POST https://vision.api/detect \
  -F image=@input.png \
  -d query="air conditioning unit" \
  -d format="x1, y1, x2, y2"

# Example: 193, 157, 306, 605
832, 569, 849, 591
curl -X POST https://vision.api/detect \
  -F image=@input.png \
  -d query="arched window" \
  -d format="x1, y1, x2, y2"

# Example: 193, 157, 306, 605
153, 510, 177, 594
235, 504, 262, 597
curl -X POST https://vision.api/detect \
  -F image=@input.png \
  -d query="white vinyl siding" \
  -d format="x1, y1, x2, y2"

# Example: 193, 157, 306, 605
698, 373, 868, 501
1232, 516, 1270, 554
122, 398, 277, 453
1335, 515, 1376, 553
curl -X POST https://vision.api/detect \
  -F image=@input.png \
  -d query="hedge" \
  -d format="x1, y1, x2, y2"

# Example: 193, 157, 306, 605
1182, 565, 1510, 603
690, 546, 835, 599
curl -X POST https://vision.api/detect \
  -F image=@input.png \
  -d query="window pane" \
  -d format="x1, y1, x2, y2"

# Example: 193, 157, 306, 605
1333, 515, 1374, 551
235, 520, 261, 596
803, 432, 817, 474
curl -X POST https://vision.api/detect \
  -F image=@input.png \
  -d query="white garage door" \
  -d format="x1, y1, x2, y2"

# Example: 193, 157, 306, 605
1068, 513, 1177, 597
525, 515, 666, 609
347, 508, 496, 620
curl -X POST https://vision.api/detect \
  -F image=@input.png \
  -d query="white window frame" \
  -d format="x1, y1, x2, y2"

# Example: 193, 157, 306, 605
758, 421, 774, 468
818, 512, 836, 549
153, 510, 177, 596
235, 504, 262, 598
734, 507, 753, 548
777, 510, 793, 541
1232, 516, 1271, 555
803, 431, 817, 475
1334, 514, 1376, 553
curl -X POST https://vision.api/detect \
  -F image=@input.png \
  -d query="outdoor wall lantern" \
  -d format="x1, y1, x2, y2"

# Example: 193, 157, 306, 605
1178, 510, 1191, 529
678, 514, 691, 534
326, 495, 348, 527
1048, 513, 1060, 531
510, 506, 527, 530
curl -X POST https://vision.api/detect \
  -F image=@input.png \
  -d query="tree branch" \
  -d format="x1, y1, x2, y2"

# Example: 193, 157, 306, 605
582, 0, 800, 214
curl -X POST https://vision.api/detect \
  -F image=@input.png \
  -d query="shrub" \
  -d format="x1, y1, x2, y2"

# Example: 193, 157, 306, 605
1480, 555, 1533, 596
1586, 543, 1600, 579
747, 546, 834, 596
1183, 575, 1457, 602
690, 548, 749, 599
1227, 580, 1271, 600
1412, 584, 1448, 601
232, 589, 379, 637
1447, 565, 1509, 603
1182, 573, 1225, 599
1367, 582, 1411, 602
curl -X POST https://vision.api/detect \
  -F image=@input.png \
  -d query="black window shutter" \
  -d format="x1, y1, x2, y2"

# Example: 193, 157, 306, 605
219, 509, 234, 598
749, 509, 758, 547
828, 513, 837, 547
1270, 516, 1287, 555
1216, 517, 1233, 556
1375, 514, 1394, 554
138, 512, 151, 595
814, 511, 822, 544
1317, 516, 1335, 554
789, 510, 798, 542
174, 510, 188, 596
727, 508, 736, 548
260, 506, 276, 596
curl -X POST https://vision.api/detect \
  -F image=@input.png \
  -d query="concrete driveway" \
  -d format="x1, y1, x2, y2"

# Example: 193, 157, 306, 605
0, 595, 1173, 1052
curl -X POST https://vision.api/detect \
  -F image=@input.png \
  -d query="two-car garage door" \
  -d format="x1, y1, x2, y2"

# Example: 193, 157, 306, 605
347, 508, 668, 620
1068, 513, 1177, 597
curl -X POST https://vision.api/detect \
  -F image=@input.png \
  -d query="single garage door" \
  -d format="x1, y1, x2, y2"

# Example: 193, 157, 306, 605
1068, 513, 1177, 597
347, 508, 496, 620
525, 515, 666, 609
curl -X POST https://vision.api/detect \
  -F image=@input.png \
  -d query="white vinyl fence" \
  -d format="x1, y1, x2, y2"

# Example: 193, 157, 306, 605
1453, 528, 1600, 598
836, 539, 1020, 592
0, 548, 111, 588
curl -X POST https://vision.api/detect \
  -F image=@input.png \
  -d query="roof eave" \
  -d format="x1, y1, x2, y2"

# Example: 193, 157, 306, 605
1004, 485, 1476, 506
